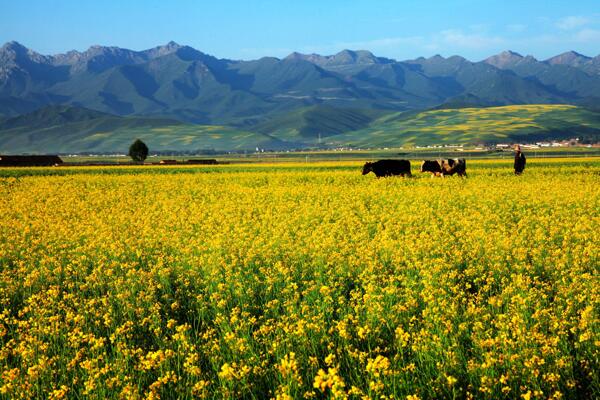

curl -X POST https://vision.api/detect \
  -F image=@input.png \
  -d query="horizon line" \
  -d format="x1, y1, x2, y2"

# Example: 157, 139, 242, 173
2, 39, 599, 64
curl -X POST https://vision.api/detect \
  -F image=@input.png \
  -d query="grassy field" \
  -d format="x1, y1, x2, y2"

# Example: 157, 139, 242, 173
328, 105, 600, 148
0, 158, 598, 399
2, 104, 600, 153
51, 146, 600, 166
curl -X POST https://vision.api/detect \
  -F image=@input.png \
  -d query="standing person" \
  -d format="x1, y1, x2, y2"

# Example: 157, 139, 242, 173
514, 144, 526, 175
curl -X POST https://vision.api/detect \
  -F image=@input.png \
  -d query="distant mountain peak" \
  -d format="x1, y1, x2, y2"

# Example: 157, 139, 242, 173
284, 49, 383, 67
333, 49, 363, 62
485, 50, 526, 68
84, 44, 133, 55
334, 49, 380, 64
145, 41, 185, 59
0, 41, 48, 64
563, 50, 587, 57
546, 50, 591, 66
2, 41, 27, 51
335, 49, 364, 58
0, 41, 35, 59
502, 50, 523, 57
284, 51, 305, 60
155, 41, 183, 52
429, 54, 445, 61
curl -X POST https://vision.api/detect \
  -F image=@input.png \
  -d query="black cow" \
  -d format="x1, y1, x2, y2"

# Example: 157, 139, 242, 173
362, 159, 412, 177
420, 158, 467, 177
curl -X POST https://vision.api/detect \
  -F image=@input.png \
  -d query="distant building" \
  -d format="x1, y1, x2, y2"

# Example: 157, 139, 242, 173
0, 155, 63, 167
159, 159, 178, 165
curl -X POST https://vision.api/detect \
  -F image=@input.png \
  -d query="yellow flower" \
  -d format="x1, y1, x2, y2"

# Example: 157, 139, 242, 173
218, 363, 236, 380
446, 375, 457, 386
277, 352, 299, 379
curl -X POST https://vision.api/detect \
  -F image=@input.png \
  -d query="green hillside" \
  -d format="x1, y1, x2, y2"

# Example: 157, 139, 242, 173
327, 104, 600, 147
251, 105, 384, 143
0, 106, 285, 153
1, 104, 600, 153
0, 122, 285, 154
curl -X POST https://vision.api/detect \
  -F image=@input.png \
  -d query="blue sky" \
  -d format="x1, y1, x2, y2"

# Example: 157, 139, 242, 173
1, 0, 599, 61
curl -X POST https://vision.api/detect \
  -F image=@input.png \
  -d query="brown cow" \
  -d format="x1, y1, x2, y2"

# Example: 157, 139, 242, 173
420, 158, 467, 177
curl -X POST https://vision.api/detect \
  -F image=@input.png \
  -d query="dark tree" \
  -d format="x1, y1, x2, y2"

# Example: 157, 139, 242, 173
129, 139, 149, 162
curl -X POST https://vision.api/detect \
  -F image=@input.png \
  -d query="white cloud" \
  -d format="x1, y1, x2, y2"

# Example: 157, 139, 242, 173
573, 28, 600, 42
296, 30, 507, 57
276, 36, 429, 57
238, 21, 599, 61
438, 29, 506, 49
335, 36, 426, 50
524, 28, 600, 46
321, 29, 507, 54
280, 29, 509, 60
556, 16, 590, 30
239, 37, 429, 59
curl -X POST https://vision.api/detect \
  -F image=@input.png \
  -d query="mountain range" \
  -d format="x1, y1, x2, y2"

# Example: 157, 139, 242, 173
1, 41, 600, 152
2, 41, 600, 123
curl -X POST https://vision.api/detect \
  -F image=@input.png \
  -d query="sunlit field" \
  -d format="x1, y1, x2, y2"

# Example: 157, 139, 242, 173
0, 158, 598, 399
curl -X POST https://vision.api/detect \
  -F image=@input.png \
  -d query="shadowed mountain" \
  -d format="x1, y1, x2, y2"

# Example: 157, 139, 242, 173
0, 104, 114, 130
2, 42, 600, 125
252, 105, 384, 143
433, 93, 502, 109
483, 50, 600, 99
285, 49, 393, 74
407, 54, 565, 104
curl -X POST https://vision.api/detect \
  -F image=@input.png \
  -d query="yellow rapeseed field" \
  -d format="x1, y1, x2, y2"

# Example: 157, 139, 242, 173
0, 159, 598, 399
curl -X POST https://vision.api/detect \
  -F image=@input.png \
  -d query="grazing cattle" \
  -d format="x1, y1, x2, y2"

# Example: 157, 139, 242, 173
420, 158, 467, 177
362, 159, 412, 177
